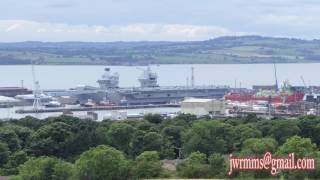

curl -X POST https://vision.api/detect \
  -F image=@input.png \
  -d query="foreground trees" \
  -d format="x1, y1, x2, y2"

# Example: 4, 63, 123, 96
0, 142, 10, 165
74, 145, 129, 180
241, 138, 278, 155
16, 157, 74, 180
177, 151, 227, 178
105, 123, 136, 155
276, 136, 318, 180
28, 122, 72, 157
1, 114, 320, 179
177, 151, 211, 178
182, 120, 235, 156
1, 150, 28, 175
132, 151, 163, 179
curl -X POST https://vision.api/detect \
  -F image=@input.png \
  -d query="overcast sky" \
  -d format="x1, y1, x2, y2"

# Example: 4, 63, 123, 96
0, 0, 319, 42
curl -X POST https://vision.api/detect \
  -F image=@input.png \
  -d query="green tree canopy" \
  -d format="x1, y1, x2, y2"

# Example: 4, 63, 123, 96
176, 151, 211, 178
144, 113, 163, 124
162, 125, 183, 148
1, 150, 28, 175
132, 151, 163, 178
298, 116, 320, 146
276, 136, 317, 179
234, 124, 262, 145
269, 120, 300, 144
142, 132, 163, 152
106, 123, 136, 154
208, 153, 227, 178
183, 120, 235, 156
11, 116, 43, 130
0, 142, 10, 167
187, 151, 207, 164
28, 122, 73, 157
241, 138, 278, 155
17, 157, 74, 180
276, 136, 317, 157
75, 145, 129, 180
0, 128, 21, 152
136, 151, 160, 162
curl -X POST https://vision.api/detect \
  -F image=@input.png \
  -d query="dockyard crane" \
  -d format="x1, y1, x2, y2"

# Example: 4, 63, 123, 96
191, 67, 195, 87
273, 63, 279, 91
300, 76, 307, 88
300, 76, 312, 94
31, 60, 42, 111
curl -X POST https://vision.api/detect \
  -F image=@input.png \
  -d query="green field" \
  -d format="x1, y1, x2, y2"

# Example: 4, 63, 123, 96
1, 36, 320, 65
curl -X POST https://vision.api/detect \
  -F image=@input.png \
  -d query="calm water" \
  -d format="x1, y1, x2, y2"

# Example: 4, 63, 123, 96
0, 63, 319, 90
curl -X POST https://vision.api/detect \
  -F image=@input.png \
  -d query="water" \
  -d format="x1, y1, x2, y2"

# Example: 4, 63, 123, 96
0, 63, 319, 120
0, 63, 318, 90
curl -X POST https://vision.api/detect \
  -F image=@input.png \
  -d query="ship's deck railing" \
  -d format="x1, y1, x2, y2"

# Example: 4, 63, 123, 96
43, 85, 231, 95
117, 85, 230, 92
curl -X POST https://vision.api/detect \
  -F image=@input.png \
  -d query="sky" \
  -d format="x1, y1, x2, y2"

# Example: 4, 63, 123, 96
0, 0, 320, 42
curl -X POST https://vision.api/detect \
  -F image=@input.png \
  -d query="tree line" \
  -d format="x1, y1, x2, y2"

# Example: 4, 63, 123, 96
0, 114, 320, 179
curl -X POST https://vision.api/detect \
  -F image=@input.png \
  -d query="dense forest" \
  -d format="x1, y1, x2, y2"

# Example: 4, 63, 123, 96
0, 114, 320, 179
1, 36, 320, 65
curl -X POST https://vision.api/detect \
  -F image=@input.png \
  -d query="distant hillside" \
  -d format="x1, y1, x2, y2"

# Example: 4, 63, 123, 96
0, 36, 320, 65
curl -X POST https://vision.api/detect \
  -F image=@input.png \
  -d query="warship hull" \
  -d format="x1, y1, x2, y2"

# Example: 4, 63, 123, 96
106, 86, 230, 105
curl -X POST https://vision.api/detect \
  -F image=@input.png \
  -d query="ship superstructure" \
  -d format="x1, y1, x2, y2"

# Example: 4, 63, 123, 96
138, 67, 159, 88
97, 68, 120, 89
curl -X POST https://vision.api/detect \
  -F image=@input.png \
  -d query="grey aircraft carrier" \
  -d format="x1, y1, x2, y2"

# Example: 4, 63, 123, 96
96, 67, 230, 105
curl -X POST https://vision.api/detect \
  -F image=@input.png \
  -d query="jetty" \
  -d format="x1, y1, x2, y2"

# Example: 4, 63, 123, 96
15, 104, 180, 114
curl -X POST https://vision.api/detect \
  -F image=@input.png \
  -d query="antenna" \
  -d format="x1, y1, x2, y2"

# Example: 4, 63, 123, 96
300, 76, 311, 94
300, 76, 307, 88
273, 63, 279, 91
191, 67, 195, 87
31, 60, 42, 111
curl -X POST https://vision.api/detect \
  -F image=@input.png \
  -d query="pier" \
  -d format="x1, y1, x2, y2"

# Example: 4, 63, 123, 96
15, 104, 180, 114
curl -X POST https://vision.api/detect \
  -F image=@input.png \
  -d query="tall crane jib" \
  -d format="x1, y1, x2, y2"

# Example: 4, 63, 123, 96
273, 63, 279, 91
191, 67, 195, 87
31, 60, 42, 111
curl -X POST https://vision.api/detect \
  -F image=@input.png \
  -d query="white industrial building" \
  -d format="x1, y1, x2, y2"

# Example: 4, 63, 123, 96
181, 98, 226, 116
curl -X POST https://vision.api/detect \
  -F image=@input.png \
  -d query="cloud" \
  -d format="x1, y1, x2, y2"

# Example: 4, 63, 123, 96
5, 23, 22, 32
0, 20, 246, 42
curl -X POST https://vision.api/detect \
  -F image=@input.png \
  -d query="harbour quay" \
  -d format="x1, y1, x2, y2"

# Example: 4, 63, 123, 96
15, 104, 180, 114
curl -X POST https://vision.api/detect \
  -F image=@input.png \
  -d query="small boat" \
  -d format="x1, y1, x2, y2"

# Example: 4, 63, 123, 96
81, 99, 95, 107
97, 100, 115, 107
45, 101, 63, 108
